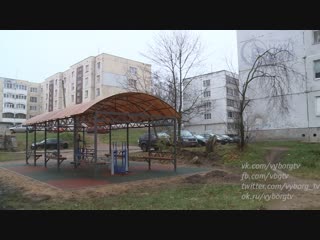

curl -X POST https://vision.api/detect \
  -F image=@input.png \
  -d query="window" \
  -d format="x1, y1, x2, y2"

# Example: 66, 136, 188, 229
16, 104, 25, 109
97, 62, 101, 69
227, 99, 235, 107
227, 87, 234, 96
30, 87, 37, 93
54, 100, 57, 107
15, 113, 26, 119
204, 113, 211, 119
316, 96, 320, 116
204, 101, 211, 109
55, 79, 57, 85
85, 90, 88, 98
96, 88, 100, 97
4, 102, 14, 108
204, 91, 211, 97
71, 95, 74, 102
203, 79, 210, 87
72, 83, 75, 90
85, 77, 88, 86
5, 81, 12, 89
226, 75, 237, 85
314, 60, 320, 79
128, 79, 137, 88
46, 83, 48, 89
129, 67, 137, 75
228, 111, 233, 118
2, 113, 14, 118
45, 103, 47, 110
30, 97, 37, 103
96, 75, 100, 83
72, 71, 74, 77
313, 31, 320, 44
85, 65, 89, 72
55, 89, 57, 97
30, 106, 37, 111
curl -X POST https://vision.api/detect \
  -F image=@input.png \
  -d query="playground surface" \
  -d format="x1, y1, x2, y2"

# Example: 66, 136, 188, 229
0, 159, 209, 190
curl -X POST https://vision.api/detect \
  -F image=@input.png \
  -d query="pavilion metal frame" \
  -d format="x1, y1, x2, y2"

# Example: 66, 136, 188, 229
25, 92, 179, 173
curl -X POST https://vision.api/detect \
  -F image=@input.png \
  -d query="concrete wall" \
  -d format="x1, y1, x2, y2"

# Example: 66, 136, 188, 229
250, 127, 320, 142
237, 30, 320, 141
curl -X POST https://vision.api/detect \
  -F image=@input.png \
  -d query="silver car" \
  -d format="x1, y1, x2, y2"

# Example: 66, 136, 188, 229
9, 124, 33, 133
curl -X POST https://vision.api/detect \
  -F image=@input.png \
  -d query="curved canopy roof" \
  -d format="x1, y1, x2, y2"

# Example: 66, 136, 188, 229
26, 92, 179, 126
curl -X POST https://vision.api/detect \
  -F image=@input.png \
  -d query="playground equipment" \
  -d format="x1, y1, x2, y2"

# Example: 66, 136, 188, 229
111, 142, 128, 175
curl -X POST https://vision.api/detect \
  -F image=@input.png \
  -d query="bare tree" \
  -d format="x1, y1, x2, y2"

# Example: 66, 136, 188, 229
230, 42, 304, 150
142, 31, 206, 142
121, 64, 152, 93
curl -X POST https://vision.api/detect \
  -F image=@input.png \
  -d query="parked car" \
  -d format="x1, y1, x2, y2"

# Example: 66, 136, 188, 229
9, 124, 33, 133
50, 127, 66, 133
225, 134, 241, 143
86, 126, 110, 134
31, 138, 69, 150
194, 134, 207, 146
179, 130, 198, 147
138, 132, 170, 152
201, 133, 229, 145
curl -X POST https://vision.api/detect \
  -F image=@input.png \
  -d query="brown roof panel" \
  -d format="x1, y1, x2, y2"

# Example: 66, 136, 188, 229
26, 92, 180, 125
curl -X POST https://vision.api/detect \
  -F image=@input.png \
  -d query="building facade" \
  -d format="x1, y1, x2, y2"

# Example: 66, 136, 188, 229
183, 70, 240, 134
0, 53, 151, 132
237, 30, 320, 142
41, 53, 152, 112
0, 77, 41, 131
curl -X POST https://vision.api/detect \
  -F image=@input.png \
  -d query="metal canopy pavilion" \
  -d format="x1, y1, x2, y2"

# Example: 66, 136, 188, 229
25, 92, 180, 173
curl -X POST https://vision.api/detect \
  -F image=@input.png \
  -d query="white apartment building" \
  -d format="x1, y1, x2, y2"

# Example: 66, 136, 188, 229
237, 30, 320, 142
183, 70, 240, 134
41, 53, 152, 112
0, 77, 41, 131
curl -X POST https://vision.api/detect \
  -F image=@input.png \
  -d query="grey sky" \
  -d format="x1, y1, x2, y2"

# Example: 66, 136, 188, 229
0, 30, 238, 83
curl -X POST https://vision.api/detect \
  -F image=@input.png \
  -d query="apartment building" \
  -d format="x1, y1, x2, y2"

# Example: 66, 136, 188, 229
0, 77, 41, 131
41, 53, 152, 112
237, 30, 320, 142
183, 70, 240, 134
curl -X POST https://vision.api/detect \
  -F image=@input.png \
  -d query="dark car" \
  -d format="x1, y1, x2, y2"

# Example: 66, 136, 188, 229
226, 134, 240, 143
138, 132, 170, 152
178, 130, 198, 147
31, 138, 69, 150
194, 134, 207, 146
213, 134, 231, 145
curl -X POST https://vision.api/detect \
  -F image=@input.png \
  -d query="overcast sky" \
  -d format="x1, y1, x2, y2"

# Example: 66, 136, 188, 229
0, 30, 238, 83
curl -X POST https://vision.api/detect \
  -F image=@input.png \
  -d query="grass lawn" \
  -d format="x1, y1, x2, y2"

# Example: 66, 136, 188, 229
99, 128, 147, 146
1, 140, 319, 209
0, 183, 266, 210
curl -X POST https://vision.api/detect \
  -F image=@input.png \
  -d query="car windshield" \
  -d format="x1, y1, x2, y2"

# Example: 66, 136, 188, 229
195, 135, 205, 139
221, 134, 230, 138
181, 130, 193, 137
157, 132, 169, 138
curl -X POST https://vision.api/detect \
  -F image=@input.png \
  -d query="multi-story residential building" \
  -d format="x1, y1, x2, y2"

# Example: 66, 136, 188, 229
237, 30, 320, 142
0, 77, 41, 131
183, 70, 240, 134
41, 53, 152, 112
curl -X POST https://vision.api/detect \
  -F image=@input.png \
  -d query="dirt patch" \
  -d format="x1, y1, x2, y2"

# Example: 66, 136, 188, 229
184, 169, 240, 184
